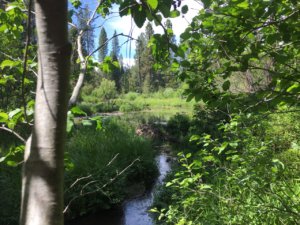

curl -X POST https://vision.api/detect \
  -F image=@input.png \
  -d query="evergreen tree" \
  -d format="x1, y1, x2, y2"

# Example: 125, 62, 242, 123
76, 5, 95, 55
110, 30, 120, 59
135, 34, 147, 92
145, 22, 154, 41
144, 23, 156, 92
109, 31, 121, 91
98, 27, 108, 62
163, 19, 178, 88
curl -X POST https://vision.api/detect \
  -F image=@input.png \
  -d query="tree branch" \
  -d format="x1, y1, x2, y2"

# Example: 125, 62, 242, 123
63, 157, 140, 214
21, 0, 33, 122
0, 125, 26, 144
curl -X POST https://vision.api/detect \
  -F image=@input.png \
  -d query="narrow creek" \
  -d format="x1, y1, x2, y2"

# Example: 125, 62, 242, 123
69, 153, 171, 225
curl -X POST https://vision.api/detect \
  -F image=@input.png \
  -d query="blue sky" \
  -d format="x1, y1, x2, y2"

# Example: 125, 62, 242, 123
78, 0, 202, 66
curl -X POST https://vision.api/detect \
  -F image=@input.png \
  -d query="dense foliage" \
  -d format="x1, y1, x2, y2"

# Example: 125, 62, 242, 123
150, 0, 300, 224
0, 118, 158, 224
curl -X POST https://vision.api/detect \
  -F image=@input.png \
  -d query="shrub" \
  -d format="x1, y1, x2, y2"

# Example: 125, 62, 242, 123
92, 78, 117, 102
77, 103, 94, 116
124, 92, 139, 101
119, 102, 146, 112
92, 102, 119, 113
162, 88, 176, 98
154, 112, 300, 225
166, 113, 191, 141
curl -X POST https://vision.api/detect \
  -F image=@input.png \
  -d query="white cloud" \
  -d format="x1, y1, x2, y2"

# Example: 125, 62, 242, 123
122, 57, 135, 67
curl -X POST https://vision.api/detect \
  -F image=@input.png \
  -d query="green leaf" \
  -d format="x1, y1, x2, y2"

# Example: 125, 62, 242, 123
5, 5, 18, 12
7, 160, 18, 167
218, 142, 228, 154
71, 106, 87, 116
0, 157, 6, 163
82, 119, 93, 126
70, 0, 82, 9
286, 83, 300, 93
0, 112, 8, 123
181, 5, 188, 14
147, 0, 158, 10
1, 59, 19, 69
190, 135, 200, 142
222, 80, 230, 91
237, 1, 249, 9
8, 108, 22, 119
91, 116, 103, 131
170, 10, 180, 18
132, 6, 146, 28
180, 31, 191, 41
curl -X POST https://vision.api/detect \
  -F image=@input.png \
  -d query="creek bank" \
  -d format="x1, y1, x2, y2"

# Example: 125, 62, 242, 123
67, 153, 172, 225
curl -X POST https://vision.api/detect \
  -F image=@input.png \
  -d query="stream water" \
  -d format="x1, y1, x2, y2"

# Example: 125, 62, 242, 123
70, 153, 171, 225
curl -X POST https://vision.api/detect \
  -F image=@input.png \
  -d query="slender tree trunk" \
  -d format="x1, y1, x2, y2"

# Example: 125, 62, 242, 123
69, 32, 86, 106
20, 1, 71, 225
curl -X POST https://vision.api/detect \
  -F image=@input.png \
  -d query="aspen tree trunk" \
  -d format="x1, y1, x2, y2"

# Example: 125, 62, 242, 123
20, 1, 71, 225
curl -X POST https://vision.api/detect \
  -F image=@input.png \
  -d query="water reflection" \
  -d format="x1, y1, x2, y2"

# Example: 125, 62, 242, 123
123, 154, 171, 225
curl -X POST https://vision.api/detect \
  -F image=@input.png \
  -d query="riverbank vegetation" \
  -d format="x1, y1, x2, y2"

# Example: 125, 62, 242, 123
152, 109, 300, 225
149, 0, 300, 224
0, 118, 158, 224
78, 85, 193, 115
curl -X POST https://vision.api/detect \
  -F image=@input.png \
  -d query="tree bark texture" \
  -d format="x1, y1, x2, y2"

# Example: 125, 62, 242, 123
20, 1, 71, 225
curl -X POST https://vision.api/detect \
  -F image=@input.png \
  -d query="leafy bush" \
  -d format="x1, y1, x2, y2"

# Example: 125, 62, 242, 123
91, 78, 117, 102
154, 112, 300, 225
119, 101, 146, 112
124, 92, 139, 101
162, 88, 176, 98
93, 102, 119, 113
81, 78, 117, 105
166, 113, 191, 142
77, 103, 94, 116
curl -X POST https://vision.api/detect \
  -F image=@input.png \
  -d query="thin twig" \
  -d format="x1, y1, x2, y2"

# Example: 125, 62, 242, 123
21, 0, 33, 122
0, 125, 26, 144
63, 157, 140, 214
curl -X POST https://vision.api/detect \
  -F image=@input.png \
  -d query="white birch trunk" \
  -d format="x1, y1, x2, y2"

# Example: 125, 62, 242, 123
20, 1, 71, 225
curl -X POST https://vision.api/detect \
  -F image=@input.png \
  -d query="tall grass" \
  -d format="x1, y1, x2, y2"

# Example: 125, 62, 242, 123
0, 118, 158, 224
64, 118, 158, 219
78, 88, 195, 115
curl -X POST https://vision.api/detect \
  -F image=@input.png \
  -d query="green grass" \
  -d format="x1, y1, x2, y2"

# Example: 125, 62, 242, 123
78, 88, 195, 115
64, 118, 158, 219
0, 118, 159, 224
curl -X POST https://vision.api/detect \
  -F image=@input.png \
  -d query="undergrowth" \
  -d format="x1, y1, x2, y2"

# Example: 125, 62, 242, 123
152, 108, 300, 225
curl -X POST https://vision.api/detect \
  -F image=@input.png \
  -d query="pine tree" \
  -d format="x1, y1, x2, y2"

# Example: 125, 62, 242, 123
144, 23, 156, 92
163, 19, 177, 88
98, 27, 108, 62
76, 5, 95, 55
110, 30, 120, 59
109, 31, 121, 91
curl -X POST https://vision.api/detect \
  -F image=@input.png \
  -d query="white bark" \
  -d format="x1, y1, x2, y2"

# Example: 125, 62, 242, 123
68, 31, 86, 106
20, 1, 71, 225
68, 2, 103, 106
